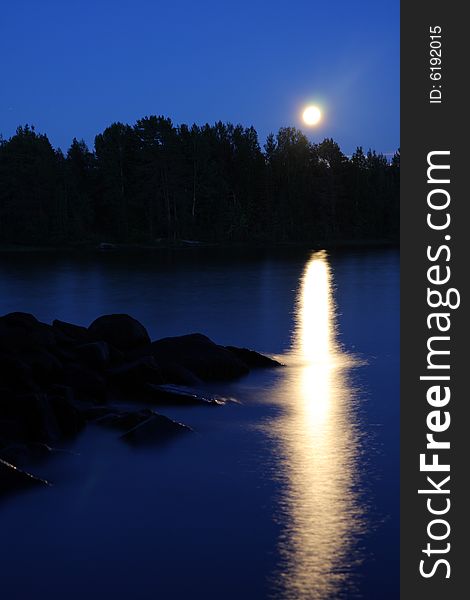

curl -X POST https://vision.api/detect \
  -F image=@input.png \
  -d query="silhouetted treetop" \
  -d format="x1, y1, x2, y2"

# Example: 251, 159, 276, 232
0, 118, 399, 245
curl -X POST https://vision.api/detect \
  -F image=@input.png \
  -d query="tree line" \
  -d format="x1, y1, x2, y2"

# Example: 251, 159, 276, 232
0, 118, 399, 246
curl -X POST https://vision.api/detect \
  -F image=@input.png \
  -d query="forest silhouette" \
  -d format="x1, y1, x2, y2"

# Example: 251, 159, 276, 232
0, 118, 399, 246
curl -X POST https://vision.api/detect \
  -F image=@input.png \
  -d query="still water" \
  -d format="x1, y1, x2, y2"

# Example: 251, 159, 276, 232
0, 247, 399, 599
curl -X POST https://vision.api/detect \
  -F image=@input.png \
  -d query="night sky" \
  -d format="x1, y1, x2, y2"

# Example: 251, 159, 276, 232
1, 0, 399, 155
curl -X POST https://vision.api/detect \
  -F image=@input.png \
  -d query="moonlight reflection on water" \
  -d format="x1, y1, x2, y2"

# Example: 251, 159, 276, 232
269, 251, 366, 599
0, 248, 398, 600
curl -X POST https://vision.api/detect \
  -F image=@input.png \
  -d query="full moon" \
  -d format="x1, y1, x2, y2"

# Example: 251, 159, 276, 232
302, 105, 322, 126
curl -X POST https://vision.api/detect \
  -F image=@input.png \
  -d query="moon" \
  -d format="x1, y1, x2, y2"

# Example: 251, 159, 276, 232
302, 105, 322, 126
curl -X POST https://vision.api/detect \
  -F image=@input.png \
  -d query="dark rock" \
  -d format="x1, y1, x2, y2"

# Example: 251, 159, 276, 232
1, 312, 39, 328
1, 311, 278, 495
120, 413, 191, 446
88, 314, 150, 352
33, 324, 59, 348
2, 397, 57, 441
0, 417, 25, 443
48, 390, 86, 437
107, 344, 125, 365
159, 363, 202, 386
2, 386, 84, 446
146, 383, 221, 406
149, 334, 249, 381
75, 341, 110, 369
1, 314, 75, 362
47, 384, 76, 405
10, 393, 62, 443
63, 363, 107, 402
46, 325, 74, 347
0, 442, 31, 465
129, 345, 203, 385
0, 313, 55, 353
0, 442, 59, 466
108, 356, 164, 390
47, 344, 79, 365
0, 354, 36, 391
98, 242, 116, 251
225, 346, 282, 369
95, 408, 155, 431
93, 405, 191, 444
78, 405, 114, 422
0, 391, 22, 420
52, 319, 91, 343
22, 348, 63, 385
0, 458, 50, 496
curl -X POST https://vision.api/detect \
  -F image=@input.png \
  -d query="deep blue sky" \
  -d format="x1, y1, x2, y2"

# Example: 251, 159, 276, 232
1, 0, 399, 155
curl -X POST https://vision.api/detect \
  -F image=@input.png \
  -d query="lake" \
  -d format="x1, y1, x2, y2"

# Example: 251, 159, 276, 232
0, 247, 399, 599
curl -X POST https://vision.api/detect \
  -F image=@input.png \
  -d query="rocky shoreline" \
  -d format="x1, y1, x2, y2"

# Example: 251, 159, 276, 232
0, 312, 281, 497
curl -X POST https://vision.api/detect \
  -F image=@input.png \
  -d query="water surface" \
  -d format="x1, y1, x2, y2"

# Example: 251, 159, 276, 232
0, 247, 399, 599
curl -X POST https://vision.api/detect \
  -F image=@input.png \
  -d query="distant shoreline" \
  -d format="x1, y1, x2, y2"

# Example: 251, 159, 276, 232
0, 238, 399, 254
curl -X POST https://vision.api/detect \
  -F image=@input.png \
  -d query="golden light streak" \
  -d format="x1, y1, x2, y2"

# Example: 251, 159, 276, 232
269, 251, 364, 599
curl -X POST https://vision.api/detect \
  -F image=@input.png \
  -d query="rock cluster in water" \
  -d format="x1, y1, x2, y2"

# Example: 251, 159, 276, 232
0, 312, 280, 497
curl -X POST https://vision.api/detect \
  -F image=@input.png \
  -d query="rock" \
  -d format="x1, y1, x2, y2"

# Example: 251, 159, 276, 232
93, 406, 191, 445
2, 386, 84, 446
78, 405, 114, 422
47, 384, 76, 405
88, 314, 150, 352
3, 393, 61, 443
1, 312, 39, 327
129, 346, 203, 385
52, 319, 91, 343
63, 363, 107, 402
75, 341, 110, 369
0, 313, 56, 353
0, 354, 36, 392
0, 442, 60, 466
120, 413, 191, 446
0, 416, 25, 445
98, 242, 116, 251
0, 458, 50, 496
157, 363, 203, 386
146, 383, 221, 406
149, 334, 249, 381
95, 408, 155, 431
108, 356, 164, 390
225, 346, 282, 369
48, 389, 86, 437
22, 348, 63, 385
0, 311, 283, 497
